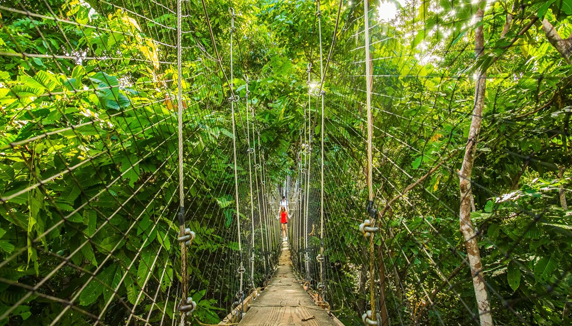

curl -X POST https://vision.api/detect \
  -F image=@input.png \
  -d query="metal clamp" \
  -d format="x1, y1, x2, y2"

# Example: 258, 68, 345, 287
366, 200, 377, 218
359, 219, 379, 238
237, 264, 246, 274
229, 8, 236, 31
179, 297, 197, 316
362, 310, 381, 325
229, 94, 240, 102
315, 10, 321, 17
178, 228, 195, 246
247, 148, 254, 154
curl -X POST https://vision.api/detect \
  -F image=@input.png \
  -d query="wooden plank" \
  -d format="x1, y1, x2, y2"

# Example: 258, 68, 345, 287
227, 244, 343, 326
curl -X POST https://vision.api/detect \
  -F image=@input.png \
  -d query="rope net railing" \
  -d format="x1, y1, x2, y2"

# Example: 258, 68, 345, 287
0, 0, 279, 325
285, 0, 571, 326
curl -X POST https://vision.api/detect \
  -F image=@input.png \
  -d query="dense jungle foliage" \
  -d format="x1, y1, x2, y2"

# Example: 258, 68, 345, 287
0, 0, 571, 325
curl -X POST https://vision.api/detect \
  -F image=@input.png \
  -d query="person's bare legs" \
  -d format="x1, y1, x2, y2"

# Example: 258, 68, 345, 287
281, 224, 287, 239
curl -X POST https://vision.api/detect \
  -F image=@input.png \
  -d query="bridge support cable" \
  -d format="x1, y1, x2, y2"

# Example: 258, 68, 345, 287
228, 7, 245, 315
252, 126, 267, 276
176, 0, 193, 323
244, 78, 257, 293
360, 1, 385, 325
315, 0, 327, 306
304, 63, 313, 281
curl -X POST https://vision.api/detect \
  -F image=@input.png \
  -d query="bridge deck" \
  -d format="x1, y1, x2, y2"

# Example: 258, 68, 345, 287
238, 244, 343, 326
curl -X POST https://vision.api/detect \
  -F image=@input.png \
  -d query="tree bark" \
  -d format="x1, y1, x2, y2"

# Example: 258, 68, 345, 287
541, 18, 572, 65
458, 8, 494, 326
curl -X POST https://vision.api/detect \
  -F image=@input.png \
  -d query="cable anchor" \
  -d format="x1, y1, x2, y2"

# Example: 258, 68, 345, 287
179, 297, 197, 316
362, 310, 381, 325
228, 94, 240, 102
178, 228, 195, 246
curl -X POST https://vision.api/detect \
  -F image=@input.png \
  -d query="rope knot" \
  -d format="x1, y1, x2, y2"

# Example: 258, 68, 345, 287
359, 219, 379, 238
178, 228, 195, 246
362, 310, 381, 325
228, 94, 240, 102
316, 254, 324, 263
315, 10, 321, 17
178, 297, 197, 316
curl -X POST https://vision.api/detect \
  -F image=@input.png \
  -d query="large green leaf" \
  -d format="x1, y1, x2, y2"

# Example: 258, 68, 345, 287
507, 261, 521, 292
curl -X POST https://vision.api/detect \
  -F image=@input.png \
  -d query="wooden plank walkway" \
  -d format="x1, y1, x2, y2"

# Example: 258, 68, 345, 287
238, 243, 343, 326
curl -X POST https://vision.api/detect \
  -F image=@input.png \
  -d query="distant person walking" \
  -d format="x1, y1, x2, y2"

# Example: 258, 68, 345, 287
280, 206, 289, 241
279, 195, 289, 213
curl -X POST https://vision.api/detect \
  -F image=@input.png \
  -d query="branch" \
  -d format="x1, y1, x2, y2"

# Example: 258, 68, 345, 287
541, 18, 572, 65
378, 150, 459, 218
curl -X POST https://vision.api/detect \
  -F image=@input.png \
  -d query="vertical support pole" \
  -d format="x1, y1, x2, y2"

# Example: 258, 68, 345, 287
229, 7, 244, 308
245, 78, 256, 291
253, 129, 267, 275
364, 0, 377, 323
316, 0, 326, 302
176, 0, 187, 324
305, 64, 312, 281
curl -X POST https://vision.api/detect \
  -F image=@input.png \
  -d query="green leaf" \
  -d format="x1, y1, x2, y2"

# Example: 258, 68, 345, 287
72, 65, 86, 79
534, 255, 558, 283
507, 261, 521, 292
484, 200, 494, 213
224, 209, 233, 228
80, 275, 104, 306
137, 247, 155, 286
157, 231, 171, 251
80, 242, 98, 267
411, 156, 422, 169
103, 266, 122, 303
538, 0, 556, 19
0, 240, 15, 253
557, 0, 572, 15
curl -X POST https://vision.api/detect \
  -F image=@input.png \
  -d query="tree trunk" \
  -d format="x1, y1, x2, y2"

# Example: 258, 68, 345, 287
458, 8, 494, 326
541, 18, 572, 65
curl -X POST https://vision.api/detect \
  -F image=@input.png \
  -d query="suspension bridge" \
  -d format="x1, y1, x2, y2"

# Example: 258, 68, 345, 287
0, 0, 570, 325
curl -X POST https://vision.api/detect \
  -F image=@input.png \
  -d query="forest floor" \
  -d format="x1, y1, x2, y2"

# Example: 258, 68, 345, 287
237, 243, 343, 326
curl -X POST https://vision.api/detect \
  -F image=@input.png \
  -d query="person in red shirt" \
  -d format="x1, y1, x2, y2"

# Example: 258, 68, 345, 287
280, 206, 289, 241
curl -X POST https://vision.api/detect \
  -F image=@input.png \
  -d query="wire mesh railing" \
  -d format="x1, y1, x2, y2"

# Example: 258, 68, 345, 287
0, 0, 277, 325
289, 1, 571, 326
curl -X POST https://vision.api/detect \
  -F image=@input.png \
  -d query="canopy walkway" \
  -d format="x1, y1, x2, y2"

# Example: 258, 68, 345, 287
235, 243, 343, 326
0, 0, 571, 326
